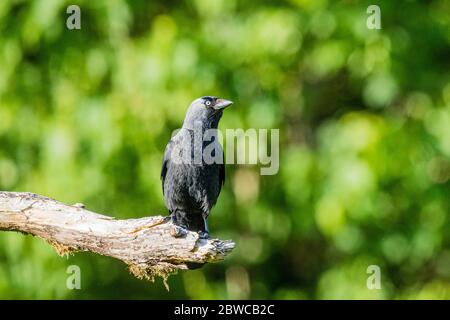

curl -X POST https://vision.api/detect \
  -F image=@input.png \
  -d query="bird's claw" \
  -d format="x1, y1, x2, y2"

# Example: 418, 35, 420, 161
170, 225, 188, 238
197, 231, 210, 239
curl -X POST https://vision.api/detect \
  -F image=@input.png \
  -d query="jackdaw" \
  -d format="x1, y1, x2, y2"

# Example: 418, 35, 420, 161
161, 96, 233, 238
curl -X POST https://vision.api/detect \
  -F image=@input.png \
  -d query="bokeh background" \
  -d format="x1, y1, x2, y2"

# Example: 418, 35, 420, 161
0, 0, 449, 299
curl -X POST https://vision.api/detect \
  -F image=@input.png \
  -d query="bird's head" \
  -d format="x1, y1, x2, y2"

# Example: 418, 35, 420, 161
182, 96, 233, 130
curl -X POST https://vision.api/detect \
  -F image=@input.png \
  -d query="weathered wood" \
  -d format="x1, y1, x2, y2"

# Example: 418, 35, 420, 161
0, 192, 234, 284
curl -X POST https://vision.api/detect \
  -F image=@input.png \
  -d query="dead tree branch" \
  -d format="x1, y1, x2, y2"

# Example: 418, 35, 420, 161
0, 192, 234, 284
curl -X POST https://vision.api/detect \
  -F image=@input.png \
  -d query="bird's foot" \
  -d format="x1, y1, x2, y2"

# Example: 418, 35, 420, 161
170, 225, 188, 238
197, 231, 211, 239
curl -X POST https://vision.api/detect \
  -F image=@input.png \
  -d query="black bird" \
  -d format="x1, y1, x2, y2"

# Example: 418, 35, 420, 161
161, 96, 232, 238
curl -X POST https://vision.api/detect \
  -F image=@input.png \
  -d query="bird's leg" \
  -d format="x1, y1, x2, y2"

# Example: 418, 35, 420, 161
169, 209, 189, 238
170, 211, 178, 225
197, 215, 210, 239
203, 216, 209, 234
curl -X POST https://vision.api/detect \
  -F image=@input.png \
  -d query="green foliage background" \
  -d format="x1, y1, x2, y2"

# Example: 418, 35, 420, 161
0, 0, 449, 299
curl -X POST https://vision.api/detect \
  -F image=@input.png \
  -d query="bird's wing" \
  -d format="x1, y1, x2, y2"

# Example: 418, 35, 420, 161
160, 139, 173, 196
218, 151, 225, 192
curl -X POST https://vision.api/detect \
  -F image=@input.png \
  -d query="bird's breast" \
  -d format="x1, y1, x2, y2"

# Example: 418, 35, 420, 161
164, 162, 221, 213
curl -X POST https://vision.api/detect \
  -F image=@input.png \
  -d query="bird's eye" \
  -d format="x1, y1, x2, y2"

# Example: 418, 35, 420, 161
205, 100, 212, 106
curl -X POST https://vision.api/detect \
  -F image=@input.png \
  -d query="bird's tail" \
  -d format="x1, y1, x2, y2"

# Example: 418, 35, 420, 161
171, 209, 206, 232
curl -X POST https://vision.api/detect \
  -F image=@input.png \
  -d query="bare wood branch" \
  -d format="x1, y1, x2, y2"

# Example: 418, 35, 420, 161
0, 191, 235, 284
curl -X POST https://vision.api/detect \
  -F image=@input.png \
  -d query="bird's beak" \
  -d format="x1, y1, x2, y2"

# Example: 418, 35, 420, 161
213, 99, 233, 110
